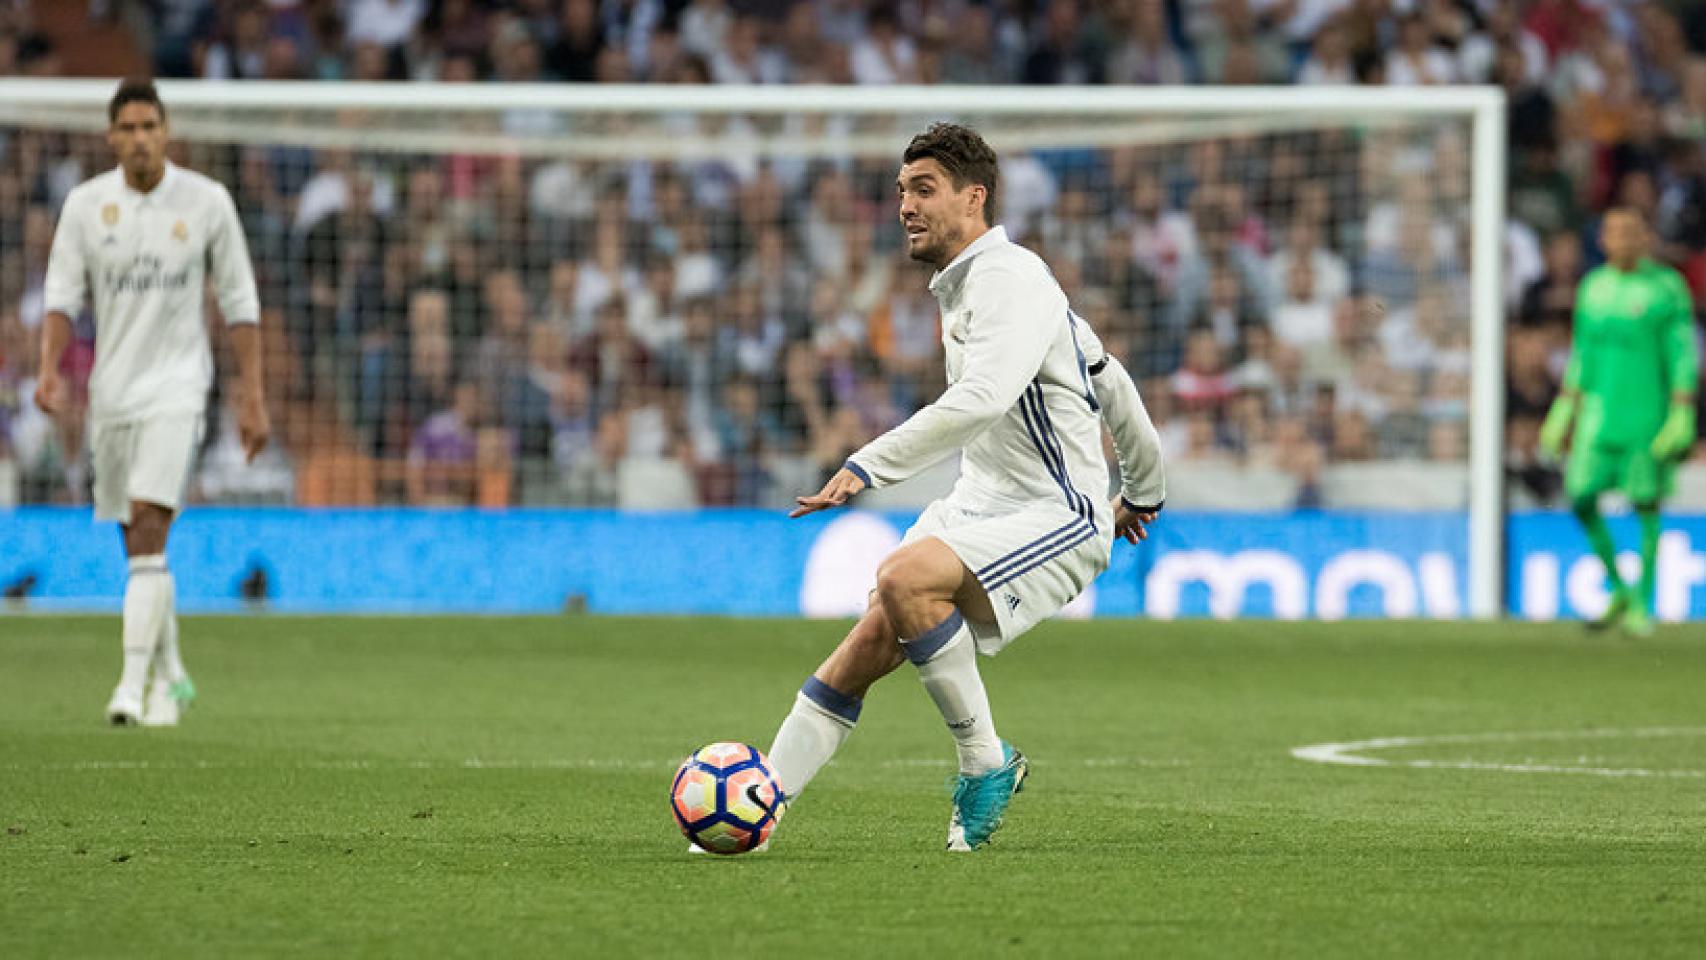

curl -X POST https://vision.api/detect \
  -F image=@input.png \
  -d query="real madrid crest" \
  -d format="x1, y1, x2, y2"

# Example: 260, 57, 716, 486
102, 203, 119, 226
172, 220, 188, 243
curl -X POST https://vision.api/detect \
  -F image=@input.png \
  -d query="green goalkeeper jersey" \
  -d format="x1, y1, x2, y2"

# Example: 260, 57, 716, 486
1565, 257, 1699, 449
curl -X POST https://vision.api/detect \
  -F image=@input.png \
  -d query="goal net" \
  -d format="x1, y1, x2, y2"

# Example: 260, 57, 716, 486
0, 82, 1504, 612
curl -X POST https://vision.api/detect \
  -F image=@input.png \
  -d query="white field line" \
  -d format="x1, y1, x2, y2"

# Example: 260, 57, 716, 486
0, 756, 1188, 773
1292, 726, 1706, 779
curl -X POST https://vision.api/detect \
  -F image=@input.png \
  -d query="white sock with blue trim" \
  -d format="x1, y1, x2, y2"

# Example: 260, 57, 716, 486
903, 611, 1004, 776
768, 677, 859, 799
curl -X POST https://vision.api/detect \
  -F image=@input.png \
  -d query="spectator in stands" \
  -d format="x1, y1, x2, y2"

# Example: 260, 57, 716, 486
471, 270, 533, 428
710, 376, 783, 506
1385, 13, 1457, 85
202, 1, 270, 80
1267, 413, 1325, 507
346, 0, 425, 51
1194, 0, 1291, 85
1376, 368, 1430, 460
1271, 256, 1336, 354
199, 378, 295, 504
1179, 410, 1234, 464
1172, 329, 1237, 415
570, 297, 655, 417
1331, 409, 1377, 462
939, 5, 1000, 85
1297, 21, 1354, 86
1024, 0, 1106, 85
405, 380, 481, 505
1106, 0, 1187, 86
1520, 231, 1584, 328
548, 0, 605, 81
1268, 217, 1350, 308
852, 3, 917, 85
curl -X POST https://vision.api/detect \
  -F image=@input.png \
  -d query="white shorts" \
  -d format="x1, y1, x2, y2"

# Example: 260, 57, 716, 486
89, 415, 204, 524
901, 498, 1112, 656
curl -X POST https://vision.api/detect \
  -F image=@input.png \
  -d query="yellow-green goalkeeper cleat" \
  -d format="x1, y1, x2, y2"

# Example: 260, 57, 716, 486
1621, 604, 1655, 639
946, 742, 1028, 852
169, 676, 196, 706
1586, 591, 1630, 632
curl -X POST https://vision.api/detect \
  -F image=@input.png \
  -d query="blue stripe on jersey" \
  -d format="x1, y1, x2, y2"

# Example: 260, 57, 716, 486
1026, 384, 1096, 529
977, 518, 1093, 589
983, 523, 1098, 590
1019, 384, 1085, 523
1066, 311, 1101, 412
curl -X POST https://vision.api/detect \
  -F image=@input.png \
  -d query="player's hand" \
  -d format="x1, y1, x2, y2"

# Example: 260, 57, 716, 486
1112, 497, 1159, 545
1538, 395, 1576, 459
1651, 404, 1696, 461
790, 467, 866, 518
238, 390, 271, 463
33, 370, 65, 415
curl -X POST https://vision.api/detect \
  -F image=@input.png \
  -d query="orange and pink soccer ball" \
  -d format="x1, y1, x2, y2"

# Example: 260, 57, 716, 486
670, 742, 782, 855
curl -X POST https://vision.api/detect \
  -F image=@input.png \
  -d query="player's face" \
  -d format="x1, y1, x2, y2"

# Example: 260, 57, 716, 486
897, 158, 983, 267
108, 102, 168, 184
1600, 211, 1648, 268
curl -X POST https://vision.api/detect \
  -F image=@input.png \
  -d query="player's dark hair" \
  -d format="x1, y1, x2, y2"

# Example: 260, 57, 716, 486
109, 78, 165, 124
903, 122, 999, 226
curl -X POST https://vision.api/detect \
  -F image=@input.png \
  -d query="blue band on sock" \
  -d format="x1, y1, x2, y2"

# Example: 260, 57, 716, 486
801, 676, 861, 725
901, 610, 965, 665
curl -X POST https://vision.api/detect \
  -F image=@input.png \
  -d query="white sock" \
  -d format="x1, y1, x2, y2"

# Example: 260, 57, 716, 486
767, 678, 859, 799
119, 555, 171, 694
154, 571, 185, 685
902, 611, 1004, 776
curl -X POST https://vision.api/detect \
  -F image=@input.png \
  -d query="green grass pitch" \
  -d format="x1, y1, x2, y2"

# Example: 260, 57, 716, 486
2, 616, 1704, 958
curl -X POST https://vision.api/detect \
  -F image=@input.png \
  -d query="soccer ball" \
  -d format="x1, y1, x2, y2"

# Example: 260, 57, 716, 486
669, 742, 782, 855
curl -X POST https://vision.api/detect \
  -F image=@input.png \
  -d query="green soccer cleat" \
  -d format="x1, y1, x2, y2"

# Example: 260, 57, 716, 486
1621, 604, 1655, 638
946, 742, 1028, 852
169, 676, 197, 706
1586, 591, 1631, 632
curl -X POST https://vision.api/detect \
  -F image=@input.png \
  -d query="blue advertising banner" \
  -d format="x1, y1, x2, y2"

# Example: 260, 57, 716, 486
1506, 512, 1706, 622
0, 507, 1482, 618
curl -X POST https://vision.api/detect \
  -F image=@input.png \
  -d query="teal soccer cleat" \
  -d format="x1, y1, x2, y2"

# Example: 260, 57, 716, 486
946, 742, 1028, 851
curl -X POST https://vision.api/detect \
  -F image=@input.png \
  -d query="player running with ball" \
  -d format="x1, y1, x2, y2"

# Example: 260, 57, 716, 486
37, 80, 269, 725
762, 123, 1165, 851
1540, 207, 1698, 636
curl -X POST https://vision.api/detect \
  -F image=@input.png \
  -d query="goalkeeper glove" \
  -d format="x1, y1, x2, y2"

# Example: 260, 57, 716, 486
1538, 394, 1576, 459
1651, 404, 1697, 461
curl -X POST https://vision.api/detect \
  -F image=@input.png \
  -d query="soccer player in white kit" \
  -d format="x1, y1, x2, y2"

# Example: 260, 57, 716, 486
36, 80, 269, 727
770, 123, 1167, 851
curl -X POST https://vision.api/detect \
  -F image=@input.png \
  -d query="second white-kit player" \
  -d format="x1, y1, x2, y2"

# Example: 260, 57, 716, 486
764, 123, 1167, 851
37, 79, 269, 727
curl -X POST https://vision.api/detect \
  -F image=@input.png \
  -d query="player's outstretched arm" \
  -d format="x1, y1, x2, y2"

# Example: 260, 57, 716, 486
839, 266, 1053, 492
790, 466, 868, 518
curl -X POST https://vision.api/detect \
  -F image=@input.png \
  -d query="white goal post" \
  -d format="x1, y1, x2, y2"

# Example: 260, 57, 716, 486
0, 80, 1507, 618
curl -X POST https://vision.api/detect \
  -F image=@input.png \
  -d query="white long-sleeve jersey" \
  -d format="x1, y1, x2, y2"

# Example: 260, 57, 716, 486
846, 226, 1165, 523
44, 161, 260, 426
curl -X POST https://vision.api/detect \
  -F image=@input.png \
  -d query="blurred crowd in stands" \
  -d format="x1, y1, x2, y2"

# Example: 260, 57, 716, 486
2, 0, 1705, 509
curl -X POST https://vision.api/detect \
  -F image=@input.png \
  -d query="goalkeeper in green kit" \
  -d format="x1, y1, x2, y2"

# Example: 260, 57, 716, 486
1540, 208, 1699, 635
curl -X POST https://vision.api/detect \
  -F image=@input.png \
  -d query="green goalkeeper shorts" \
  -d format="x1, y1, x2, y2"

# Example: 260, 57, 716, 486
1565, 441, 1674, 505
